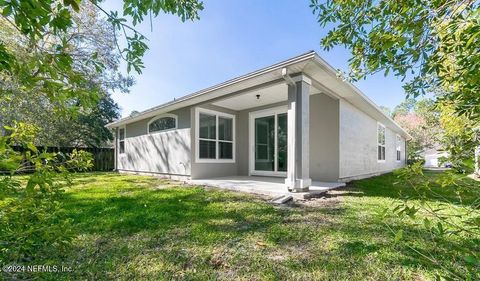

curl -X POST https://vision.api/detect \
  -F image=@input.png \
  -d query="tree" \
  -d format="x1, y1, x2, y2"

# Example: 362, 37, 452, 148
0, 0, 203, 117
310, 2, 480, 276
438, 103, 478, 172
378, 105, 392, 117
0, 2, 124, 147
311, 0, 480, 118
0, 0, 204, 268
392, 98, 417, 118
392, 98, 441, 159
394, 112, 429, 159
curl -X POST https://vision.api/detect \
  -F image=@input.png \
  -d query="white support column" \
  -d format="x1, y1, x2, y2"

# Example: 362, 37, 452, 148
285, 74, 312, 192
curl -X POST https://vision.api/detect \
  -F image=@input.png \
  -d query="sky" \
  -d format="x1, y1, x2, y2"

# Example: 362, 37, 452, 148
103, 0, 408, 117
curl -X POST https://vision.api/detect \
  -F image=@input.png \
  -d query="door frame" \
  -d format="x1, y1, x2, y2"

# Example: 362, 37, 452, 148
249, 105, 288, 177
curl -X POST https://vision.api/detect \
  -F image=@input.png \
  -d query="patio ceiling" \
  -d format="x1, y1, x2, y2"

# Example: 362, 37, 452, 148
211, 82, 323, 111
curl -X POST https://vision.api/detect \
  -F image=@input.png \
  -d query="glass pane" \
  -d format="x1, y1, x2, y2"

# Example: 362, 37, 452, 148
199, 113, 216, 139
218, 117, 232, 141
119, 141, 125, 154
382, 147, 386, 160
378, 125, 385, 145
255, 116, 274, 171
378, 146, 382, 160
119, 128, 125, 140
149, 117, 176, 133
199, 140, 216, 159
219, 142, 232, 159
277, 113, 287, 172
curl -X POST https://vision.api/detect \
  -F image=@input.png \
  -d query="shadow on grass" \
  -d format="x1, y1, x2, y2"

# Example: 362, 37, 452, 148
62, 186, 279, 240
10, 172, 477, 280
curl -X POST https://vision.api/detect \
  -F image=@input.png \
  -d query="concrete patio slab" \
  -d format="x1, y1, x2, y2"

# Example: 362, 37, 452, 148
188, 176, 346, 199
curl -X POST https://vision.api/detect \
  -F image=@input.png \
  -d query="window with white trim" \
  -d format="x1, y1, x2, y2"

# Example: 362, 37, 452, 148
377, 123, 386, 161
196, 108, 235, 162
148, 114, 177, 134
118, 127, 125, 154
396, 134, 402, 161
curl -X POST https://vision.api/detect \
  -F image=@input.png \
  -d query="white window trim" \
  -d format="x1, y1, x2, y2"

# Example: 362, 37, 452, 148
396, 134, 402, 162
118, 125, 126, 155
377, 122, 386, 163
147, 113, 178, 134
195, 107, 236, 163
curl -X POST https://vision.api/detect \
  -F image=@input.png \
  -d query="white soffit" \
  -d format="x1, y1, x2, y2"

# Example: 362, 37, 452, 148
212, 83, 287, 111
212, 83, 323, 111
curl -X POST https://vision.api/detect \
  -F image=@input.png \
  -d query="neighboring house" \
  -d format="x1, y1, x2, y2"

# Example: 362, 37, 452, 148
423, 148, 449, 168
106, 51, 411, 192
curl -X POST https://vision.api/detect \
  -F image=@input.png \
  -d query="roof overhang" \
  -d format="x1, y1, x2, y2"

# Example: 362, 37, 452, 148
106, 51, 412, 140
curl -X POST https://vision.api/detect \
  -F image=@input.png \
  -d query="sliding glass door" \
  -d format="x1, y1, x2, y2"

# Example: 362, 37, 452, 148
254, 116, 275, 171
249, 107, 288, 176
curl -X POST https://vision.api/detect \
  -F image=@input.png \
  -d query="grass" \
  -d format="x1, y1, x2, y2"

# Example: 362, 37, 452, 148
4, 171, 480, 280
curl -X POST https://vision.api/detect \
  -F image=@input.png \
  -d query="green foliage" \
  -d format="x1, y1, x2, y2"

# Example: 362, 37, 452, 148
0, 123, 93, 266
0, 3, 124, 147
393, 98, 442, 159
311, 0, 480, 118
392, 98, 478, 172
390, 164, 480, 279
0, 0, 203, 77
0, 0, 203, 146
0, 172, 476, 279
439, 103, 479, 172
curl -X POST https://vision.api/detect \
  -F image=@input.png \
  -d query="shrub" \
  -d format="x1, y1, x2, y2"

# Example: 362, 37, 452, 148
389, 163, 480, 280
0, 123, 93, 267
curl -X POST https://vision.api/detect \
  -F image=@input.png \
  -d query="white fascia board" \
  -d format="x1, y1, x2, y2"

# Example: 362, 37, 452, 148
106, 51, 317, 128
310, 54, 413, 140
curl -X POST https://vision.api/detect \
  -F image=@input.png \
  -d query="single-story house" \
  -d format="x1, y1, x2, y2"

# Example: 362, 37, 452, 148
106, 51, 411, 192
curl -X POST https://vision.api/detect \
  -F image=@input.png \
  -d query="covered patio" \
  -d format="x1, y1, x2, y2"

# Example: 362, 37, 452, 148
188, 176, 345, 199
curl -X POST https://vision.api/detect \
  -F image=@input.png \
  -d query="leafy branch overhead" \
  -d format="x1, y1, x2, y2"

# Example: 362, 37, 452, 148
0, 0, 204, 105
311, 0, 480, 118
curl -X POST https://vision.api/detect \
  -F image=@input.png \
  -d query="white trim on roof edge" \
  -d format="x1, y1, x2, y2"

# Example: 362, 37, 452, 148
106, 51, 316, 128
106, 51, 411, 140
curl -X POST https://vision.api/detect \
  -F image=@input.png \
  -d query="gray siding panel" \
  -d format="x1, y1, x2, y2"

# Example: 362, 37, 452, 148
118, 108, 192, 176
309, 93, 340, 181
118, 128, 191, 176
126, 108, 191, 138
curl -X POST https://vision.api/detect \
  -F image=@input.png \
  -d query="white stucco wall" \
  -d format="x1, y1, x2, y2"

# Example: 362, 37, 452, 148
117, 128, 191, 177
339, 99, 406, 180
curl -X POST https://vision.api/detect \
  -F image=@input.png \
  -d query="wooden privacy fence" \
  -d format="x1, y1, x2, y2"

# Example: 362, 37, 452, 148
12, 146, 115, 172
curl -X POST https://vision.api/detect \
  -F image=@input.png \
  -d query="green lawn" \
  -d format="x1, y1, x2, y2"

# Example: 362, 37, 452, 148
5, 171, 480, 280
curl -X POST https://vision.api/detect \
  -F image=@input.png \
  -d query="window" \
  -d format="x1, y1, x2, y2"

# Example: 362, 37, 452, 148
196, 108, 235, 162
377, 123, 386, 161
396, 135, 402, 161
148, 114, 177, 134
118, 127, 125, 154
